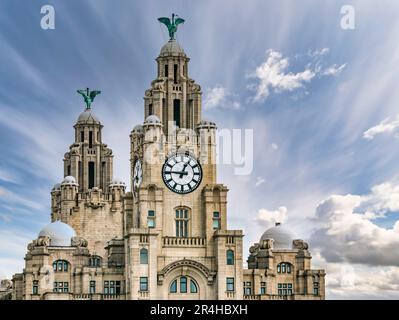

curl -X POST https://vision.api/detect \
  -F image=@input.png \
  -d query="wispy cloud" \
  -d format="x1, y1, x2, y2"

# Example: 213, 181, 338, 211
203, 86, 241, 110
363, 115, 399, 140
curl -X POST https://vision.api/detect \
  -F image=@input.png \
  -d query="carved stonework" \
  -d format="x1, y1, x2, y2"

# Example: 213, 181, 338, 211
0, 279, 12, 290
71, 236, 88, 248
27, 236, 50, 251
293, 239, 309, 250
260, 238, 274, 250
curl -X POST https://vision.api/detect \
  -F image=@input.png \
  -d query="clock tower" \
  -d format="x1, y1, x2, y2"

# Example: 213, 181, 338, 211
124, 16, 244, 300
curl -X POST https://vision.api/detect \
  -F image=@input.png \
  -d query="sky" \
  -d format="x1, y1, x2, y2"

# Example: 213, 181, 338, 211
1, 0, 399, 299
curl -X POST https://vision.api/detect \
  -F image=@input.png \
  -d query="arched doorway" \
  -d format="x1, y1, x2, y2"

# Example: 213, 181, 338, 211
168, 276, 199, 300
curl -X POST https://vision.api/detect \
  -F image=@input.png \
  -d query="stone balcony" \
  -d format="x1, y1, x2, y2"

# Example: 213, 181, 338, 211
162, 236, 206, 247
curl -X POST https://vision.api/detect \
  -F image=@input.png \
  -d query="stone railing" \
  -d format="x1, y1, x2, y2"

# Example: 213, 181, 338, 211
138, 291, 149, 299
73, 293, 93, 300
101, 294, 123, 300
162, 237, 206, 247
243, 294, 261, 300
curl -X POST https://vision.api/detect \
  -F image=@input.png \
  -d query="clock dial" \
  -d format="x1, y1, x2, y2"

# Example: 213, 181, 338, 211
133, 159, 142, 196
162, 153, 202, 194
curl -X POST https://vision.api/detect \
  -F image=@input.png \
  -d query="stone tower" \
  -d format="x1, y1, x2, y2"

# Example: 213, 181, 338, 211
51, 106, 125, 257
126, 33, 244, 299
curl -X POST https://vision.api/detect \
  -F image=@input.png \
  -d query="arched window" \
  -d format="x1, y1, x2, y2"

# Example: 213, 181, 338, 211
180, 276, 187, 293
190, 280, 198, 293
169, 276, 199, 294
277, 262, 292, 274
89, 256, 102, 267
53, 260, 69, 272
140, 248, 148, 264
226, 250, 234, 265
170, 280, 177, 293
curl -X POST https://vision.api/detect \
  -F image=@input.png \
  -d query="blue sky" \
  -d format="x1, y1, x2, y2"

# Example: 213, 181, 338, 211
2, 0, 399, 299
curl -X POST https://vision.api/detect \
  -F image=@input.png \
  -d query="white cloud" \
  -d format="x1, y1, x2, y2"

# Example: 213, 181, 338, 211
363, 115, 399, 140
255, 206, 288, 228
249, 49, 346, 102
310, 180, 399, 267
203, 86, 241, 110
255, 176, 265, 187
271, 143, 278, 150
250, 50, 315, 102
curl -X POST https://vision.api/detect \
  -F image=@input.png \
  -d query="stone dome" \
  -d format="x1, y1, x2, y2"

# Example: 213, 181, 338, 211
109, 178, 126, 187
132, 124, 144, 134
77, 108, 100, 124
197, 119, 217, 129
144, 115, 161, 124
61, 176, 78, 186
38, 221, 76, 247
259, 223, 294, 249
159, 39, 186, 56
52, 183, 61, 191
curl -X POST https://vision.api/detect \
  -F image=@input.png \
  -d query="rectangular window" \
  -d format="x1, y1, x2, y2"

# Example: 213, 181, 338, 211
226, 278, 235, 292
147, 210, 155, 228
81, 131, 84, 142
173, 64, 178, 83
89, 131, 93, 148
164, 64, 168, 77
32, 280, 38, 295
278, 283, 292, 296
148, 103, 153, 116
213, 211, 221, 230
88, 162, 95, 189
173, 99, 180, 127
53, 282, 68, 293
140, 277, 148, 292
104, 281, 109, 294
313, 282, 319, 295
260, 282, 266, 295
89, 281, 96, 294
175, 209, 188, 237
67, 164, 71, 176
180, 277, 187, 293
244, 287, 251, 295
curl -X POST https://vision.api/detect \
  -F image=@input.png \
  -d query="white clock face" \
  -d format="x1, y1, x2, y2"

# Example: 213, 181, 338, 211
162, 153, 202, 194
133, 159, 142, 196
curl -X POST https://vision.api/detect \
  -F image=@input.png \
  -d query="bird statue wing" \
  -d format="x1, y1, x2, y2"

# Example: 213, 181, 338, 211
158, 17, 171, 26
77, 89, 87, 97
90, 90, 101, 100
175, 18, 185, 26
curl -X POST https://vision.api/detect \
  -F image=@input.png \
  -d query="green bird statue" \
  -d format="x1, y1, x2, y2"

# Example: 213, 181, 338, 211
77, 88, 101, 109
158, 13, 185, 40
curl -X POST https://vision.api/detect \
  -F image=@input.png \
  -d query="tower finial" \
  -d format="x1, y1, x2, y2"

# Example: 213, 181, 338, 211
77, 88, 101, 109
158, 13, 185, 40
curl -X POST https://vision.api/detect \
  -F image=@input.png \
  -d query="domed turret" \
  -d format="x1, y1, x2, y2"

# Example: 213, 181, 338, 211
52, 183, 61, 191
109, 178, 126, 188
259, 223, 294, 249
132, 124, 144, 135
61, 176, 78, 186
77, 108, 100, 124
145, 115, 162, 124
197, 119, 217, 129
38, 221, 76, 246
159, 39, 186, 57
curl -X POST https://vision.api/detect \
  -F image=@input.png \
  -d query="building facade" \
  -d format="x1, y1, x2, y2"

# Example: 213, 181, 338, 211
6, 33, 325, 301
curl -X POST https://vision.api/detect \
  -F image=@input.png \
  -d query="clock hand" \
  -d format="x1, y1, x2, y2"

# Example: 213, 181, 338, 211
170, 170, 188, 176
179, 163, 189, 178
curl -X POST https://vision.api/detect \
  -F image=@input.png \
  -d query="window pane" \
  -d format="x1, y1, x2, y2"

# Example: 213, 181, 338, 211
148, 210, 155, 217
226, 250, 234, 265
277, 265, 281, 273
260, 287, 266, 294
226, 278, 234, 292
180, 277, 187, 293
148, 219, 155, 228
170, 280, 177, 293
140, 248, 148, 264
213, 211, 220, 218
212, 219, 220, 230
140, 277, 148, 291
190, 280, 198, 293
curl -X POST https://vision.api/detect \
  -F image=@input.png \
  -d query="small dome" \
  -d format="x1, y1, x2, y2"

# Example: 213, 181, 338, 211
259, 223, 294, 249
197, 119, 217, 129
38, 221, 76, 247
160, 40, 186, 56
132, 124, 144, 134
52, 183, 61, 191
77, 108, 100, 124
109, 178, 126, 187
61, 176, 78, 186
145, 115, 161, 124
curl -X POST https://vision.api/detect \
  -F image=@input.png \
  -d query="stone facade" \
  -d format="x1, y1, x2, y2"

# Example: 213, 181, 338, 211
5, 37, 325, 301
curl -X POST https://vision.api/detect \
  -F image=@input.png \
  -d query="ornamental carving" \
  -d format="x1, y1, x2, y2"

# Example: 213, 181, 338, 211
293, 239, 309, 250
71, 236, 88, 248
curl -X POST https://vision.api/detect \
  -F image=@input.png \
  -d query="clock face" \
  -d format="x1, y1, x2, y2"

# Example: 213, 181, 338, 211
133, 159, 142, 196
162, 153, 202, 194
